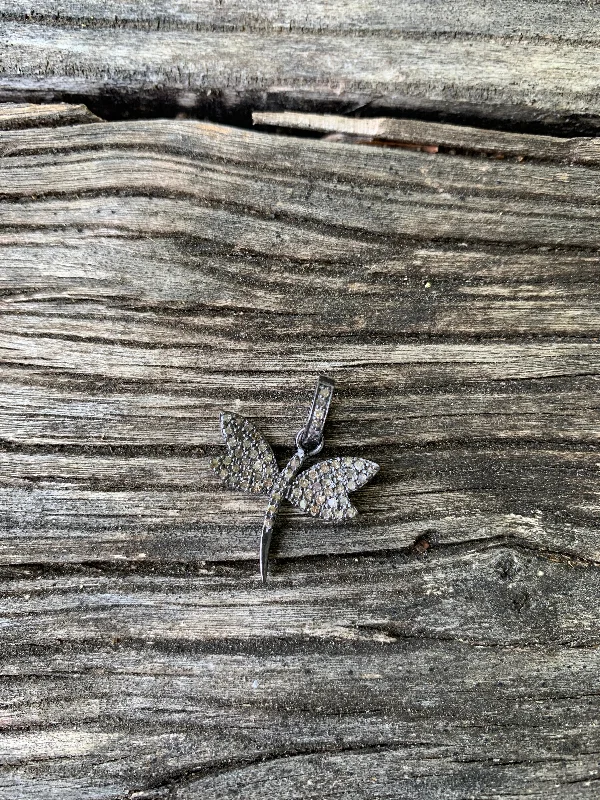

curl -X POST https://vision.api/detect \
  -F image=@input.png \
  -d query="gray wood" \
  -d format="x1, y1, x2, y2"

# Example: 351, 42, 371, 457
0, 2, 599, 131
1, 106, 600, 799
253, 111, 600, 165
0, 102, 101, 129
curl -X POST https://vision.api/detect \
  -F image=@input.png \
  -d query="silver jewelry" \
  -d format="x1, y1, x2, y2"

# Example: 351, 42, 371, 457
211, 377, 379, 582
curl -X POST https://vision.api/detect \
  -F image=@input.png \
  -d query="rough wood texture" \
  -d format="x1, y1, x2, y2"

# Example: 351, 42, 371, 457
1, 2, 600, 131
1, 108, 600, 799
0, 102, 101, 129
253, 111, 600, 164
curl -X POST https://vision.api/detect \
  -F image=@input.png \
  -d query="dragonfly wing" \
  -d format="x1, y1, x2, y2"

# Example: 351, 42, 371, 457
211, 412, 279, 494
285, 457, 379, 521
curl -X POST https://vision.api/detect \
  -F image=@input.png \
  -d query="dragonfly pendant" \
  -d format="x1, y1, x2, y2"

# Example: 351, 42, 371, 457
210, 377, 379, 582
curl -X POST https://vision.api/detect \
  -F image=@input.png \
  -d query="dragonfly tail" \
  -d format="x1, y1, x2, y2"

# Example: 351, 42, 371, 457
259, 497, 280, 584
258, 452, 304, 583
259, 525, 272, 584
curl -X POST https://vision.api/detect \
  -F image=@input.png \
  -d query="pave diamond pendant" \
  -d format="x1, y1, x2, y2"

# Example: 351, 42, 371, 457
211, 377, 379, 582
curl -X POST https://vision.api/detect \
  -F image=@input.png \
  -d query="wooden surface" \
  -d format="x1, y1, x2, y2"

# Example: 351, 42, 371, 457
1, 106, 600, 798
0, 102, 101, 129
253, 110, 600, 164
1, 1, 600, 131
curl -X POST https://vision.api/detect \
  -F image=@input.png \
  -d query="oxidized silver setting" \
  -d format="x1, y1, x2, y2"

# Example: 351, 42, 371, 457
211, 377, 379, 582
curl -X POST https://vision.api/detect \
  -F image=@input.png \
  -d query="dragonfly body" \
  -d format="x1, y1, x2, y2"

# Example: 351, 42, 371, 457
260, 450, 305, 582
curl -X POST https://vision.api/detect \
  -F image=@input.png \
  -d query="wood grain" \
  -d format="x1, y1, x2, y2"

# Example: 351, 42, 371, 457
253, 111, 600, 165
0, 2, 599, 131
1, 108, 600, 798
0, 102, 101, 129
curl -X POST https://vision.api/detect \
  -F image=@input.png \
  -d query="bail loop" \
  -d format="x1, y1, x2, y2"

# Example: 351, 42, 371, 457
296, 376, 335, 456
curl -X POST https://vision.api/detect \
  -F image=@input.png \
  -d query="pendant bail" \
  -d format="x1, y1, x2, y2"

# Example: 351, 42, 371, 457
296, 376, 335, 456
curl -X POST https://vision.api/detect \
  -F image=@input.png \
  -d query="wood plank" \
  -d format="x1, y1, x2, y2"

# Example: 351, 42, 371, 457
0, 2, 599, 131
1, 108, 600, 798
0, 102, 101, 129
1, 548, 600, 798
253, 111, 600, 165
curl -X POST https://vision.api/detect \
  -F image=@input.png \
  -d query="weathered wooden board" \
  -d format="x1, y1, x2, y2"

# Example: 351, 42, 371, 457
1, 107, 600, 799
0, 2, 599, 131
0, 102, 101, 129
253, 110, 600, 164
